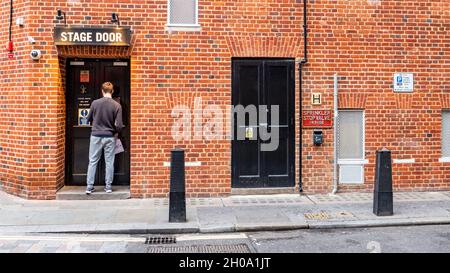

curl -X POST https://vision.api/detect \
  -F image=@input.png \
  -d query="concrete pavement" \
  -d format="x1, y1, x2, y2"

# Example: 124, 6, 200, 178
1, 190, 450, 234
2, 225, 450, 253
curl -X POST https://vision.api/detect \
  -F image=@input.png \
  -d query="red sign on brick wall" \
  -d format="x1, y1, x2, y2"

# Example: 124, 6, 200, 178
302, 110, 333, 128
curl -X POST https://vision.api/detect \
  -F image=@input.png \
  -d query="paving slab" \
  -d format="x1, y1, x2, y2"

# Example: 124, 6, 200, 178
197, 207, 237, 233
56, 186, 131, 200
1, 190, 450, 234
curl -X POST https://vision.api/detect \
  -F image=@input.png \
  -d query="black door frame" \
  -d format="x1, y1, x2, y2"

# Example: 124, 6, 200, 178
65, 58, 131, 186
231, 58, 296, 188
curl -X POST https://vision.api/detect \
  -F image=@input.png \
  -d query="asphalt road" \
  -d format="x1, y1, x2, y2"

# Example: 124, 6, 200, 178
248, 225, 450, 253
0, 225, 449, 253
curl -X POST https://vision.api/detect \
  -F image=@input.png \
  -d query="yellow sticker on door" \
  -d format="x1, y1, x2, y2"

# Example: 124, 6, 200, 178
245, 127, 254, 139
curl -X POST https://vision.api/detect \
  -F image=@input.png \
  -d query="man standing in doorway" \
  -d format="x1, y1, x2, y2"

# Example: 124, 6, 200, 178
85, 82, 123, 194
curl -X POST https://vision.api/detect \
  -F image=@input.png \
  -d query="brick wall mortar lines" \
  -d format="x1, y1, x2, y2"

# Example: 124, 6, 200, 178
0, 0, 448, 199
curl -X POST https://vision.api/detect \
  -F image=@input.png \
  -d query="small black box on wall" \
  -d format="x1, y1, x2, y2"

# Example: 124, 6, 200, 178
313, 130, 323, 146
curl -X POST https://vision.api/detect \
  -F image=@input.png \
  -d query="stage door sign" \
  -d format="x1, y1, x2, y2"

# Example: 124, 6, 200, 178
54, 26, 132, 46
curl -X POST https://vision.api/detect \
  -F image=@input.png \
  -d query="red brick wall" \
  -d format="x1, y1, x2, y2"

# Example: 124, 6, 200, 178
0, 0, 448, 199
0, 0, 44, 198
128, 0, 304, 197
303, 0, 450, 193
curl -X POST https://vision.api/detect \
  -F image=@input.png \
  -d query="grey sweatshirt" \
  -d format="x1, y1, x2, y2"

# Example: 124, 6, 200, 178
87, 97, 124, 137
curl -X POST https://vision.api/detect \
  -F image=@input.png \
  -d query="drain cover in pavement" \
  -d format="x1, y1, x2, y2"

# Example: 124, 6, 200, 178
147, 244, 251, 253
145, 236, 177, 245
304, 211, 331, 220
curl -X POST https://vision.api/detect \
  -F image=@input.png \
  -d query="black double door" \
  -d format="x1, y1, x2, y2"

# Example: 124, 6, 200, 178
232, 59, 295, 188
66, 59, 130, 186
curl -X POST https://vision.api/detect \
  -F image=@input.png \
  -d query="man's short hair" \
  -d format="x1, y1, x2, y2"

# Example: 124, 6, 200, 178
102, 82, 114, 94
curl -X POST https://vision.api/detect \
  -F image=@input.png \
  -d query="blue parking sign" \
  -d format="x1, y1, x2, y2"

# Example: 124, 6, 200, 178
394, 73, 413, 92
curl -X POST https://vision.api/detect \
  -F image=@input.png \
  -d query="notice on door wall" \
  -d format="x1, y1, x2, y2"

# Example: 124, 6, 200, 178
80, 70, 90, 83
77, 97, 92, 108
78, 108, 90, 126
302, 110, 333, 128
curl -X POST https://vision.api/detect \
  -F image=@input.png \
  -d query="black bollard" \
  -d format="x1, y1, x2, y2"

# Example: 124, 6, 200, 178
169, 149, 186, 222
373, 148, 394, 216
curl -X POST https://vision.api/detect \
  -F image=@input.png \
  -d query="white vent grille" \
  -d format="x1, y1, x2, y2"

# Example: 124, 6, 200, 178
169, 0, 197, 25
337, 110, 365, 184
339, 165, 364, 184
443, 111, 450, 157
337, 110, 364, 159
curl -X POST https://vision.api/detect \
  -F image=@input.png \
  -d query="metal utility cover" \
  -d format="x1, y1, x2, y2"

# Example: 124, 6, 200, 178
304, 211, 331, 220
147, 244, 251, 253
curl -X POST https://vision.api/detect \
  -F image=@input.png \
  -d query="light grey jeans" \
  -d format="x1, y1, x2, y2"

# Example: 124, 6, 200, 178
86, 136, 116, 189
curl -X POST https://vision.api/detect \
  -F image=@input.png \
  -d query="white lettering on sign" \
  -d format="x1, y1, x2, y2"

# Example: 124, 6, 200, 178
60, 32, 93, 42
60, 32, 123, 43
96, 32, 123, 43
